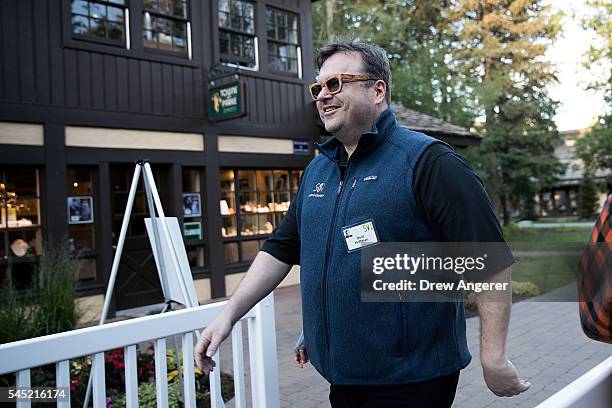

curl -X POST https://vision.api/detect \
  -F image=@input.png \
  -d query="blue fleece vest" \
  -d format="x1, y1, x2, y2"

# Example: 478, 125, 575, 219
296, 109, 471, 385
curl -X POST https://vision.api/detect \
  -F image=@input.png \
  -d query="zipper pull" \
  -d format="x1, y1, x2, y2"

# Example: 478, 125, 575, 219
351, 178, 357, 189
337, 181, 343, 195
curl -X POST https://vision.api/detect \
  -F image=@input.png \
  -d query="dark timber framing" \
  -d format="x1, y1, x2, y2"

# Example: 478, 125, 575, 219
0, 0, 318, 313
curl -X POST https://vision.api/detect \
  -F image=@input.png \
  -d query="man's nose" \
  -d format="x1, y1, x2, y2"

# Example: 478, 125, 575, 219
316, 86, 333, 102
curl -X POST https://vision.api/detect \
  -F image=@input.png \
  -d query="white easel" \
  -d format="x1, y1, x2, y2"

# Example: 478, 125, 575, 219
83, 160, 201, 407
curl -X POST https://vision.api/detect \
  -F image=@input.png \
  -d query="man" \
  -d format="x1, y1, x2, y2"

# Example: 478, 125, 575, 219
195, 40, 530, 407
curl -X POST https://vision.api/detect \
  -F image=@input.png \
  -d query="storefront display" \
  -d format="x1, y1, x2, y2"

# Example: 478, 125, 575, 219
0, 167, 42, 288
67, 167, 97, 280
220, 168, 301, 264
182, 168, 207, 271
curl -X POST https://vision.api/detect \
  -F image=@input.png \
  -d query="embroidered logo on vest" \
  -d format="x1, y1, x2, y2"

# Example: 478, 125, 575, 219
308, 182, 325, 198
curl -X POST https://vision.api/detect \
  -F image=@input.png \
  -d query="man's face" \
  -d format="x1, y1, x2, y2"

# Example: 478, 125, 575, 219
315, 52, 379, 139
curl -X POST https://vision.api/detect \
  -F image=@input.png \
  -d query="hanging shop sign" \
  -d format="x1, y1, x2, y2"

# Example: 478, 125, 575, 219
208, 80, 247, 122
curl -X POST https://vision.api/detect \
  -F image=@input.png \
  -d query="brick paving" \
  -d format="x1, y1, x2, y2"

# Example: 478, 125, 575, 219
219, 284, 611, 407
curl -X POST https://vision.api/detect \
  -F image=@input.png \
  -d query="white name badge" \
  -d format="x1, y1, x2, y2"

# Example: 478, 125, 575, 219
342, 219, 379, 252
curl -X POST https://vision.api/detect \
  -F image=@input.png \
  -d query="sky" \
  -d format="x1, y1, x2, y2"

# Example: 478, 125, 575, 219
545, 0, 609, 131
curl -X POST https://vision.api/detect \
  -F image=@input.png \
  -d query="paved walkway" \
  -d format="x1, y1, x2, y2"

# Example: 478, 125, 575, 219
219, 284, 610, 407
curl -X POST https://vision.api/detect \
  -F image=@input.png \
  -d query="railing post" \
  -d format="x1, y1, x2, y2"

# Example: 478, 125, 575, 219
250, 293, 280, 408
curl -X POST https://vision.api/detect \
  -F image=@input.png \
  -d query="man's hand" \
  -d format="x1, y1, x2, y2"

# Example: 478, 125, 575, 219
195, 317, 233, 374
294, 348, 309, 369
481, 355, 530, 397
193, 252, 292, 374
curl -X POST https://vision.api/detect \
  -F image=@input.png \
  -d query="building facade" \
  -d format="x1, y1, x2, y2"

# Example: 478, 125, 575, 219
0, 0, 319, 317
537, 129, 611, 217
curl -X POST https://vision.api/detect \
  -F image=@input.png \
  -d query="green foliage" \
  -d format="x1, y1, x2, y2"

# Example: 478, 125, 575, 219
577, 173, 599, 219
115, 381, 184, 407
575, 75, 612, 174
580, 0, 612, 91
311, 1, 478, 128
447, 0, 564, 224
311, 1, 565, 225
0, 271, 36, 343
0, 241, 80, 343
575, 1, 612, 176
511, 281, 540, 297
32, 241, 80, 337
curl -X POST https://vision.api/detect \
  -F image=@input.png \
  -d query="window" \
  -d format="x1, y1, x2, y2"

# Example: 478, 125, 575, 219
266, 7, 300, 74
0, 168, 42, 289
218, 0, 257, 68
67, 167, 97, 281
143, 0, 190, 55
71, 0, 127, 44
182, 168, 207, 271
220, 169, 301, 264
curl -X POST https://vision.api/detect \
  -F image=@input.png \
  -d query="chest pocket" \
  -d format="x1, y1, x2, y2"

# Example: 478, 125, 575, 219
343, 175, 414, 240
299, 176, 340, 241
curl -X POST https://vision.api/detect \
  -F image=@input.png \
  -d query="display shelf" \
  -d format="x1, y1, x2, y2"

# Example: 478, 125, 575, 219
0, 224, 41, 231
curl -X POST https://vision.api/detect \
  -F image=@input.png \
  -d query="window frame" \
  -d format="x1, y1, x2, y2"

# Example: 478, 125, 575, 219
265, 5, 301, 77
142, 0, 192, 57
217, 0, 259, 70
69, 0, 130, 48
63, 0, 197, 65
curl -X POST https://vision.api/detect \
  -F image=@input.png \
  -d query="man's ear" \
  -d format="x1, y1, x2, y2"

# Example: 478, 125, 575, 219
373, 79, 387, 105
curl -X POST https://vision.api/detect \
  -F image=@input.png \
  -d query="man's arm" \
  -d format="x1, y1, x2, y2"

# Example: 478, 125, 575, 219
413, 144, 528, 396
194, 251, 291, 373
196, 172, 303, 373
477, 266, 530, 396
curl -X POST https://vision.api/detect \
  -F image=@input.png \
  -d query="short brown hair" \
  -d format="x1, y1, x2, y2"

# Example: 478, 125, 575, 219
316, 38, 392, 105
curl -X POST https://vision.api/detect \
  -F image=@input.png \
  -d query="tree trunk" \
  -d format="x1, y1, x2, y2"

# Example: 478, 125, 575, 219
325, 0, 335, 43
500, 194, 511, 226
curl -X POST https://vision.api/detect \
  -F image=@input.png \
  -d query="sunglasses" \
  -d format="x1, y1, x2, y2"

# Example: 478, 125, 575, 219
309, 74, 379, 100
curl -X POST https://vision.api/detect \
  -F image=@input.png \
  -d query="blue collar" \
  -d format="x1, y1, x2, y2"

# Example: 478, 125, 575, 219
316, 108, 397, 163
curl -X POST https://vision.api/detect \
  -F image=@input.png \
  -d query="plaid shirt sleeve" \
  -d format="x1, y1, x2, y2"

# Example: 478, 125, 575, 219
577, 194, 612, 344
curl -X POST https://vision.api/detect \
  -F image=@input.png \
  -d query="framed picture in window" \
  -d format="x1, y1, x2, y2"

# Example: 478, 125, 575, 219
67, 196, 94, 224
183, 193, 201, 217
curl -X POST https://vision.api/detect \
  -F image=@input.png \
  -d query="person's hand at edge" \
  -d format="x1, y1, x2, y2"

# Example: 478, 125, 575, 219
481, 354, 530, 397
294, 348, 309, 368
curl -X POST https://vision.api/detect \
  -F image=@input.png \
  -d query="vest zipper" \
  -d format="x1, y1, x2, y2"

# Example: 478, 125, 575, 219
320, 158, 352, 381
342, 178, 358, 222
320, 179, 342, 380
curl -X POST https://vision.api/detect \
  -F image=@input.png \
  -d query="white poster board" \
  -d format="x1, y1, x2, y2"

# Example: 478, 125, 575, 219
144, 217, 199, 308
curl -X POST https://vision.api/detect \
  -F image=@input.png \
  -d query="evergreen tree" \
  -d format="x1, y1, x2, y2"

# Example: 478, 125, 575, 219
575, 0, 612, 176
447, 0, 565, 224
311, 1, 477, 128
578, 173, 598, 219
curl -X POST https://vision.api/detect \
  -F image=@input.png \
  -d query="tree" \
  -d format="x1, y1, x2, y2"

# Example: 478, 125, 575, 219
577, 173, 598, 219
575, 1, 612, 176
447, 0, 565, 224
311, 1, 478, 128
310, 1, 566, 223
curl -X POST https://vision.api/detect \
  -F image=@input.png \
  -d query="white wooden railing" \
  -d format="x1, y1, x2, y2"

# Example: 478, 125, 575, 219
0, 293, 280, 408
535, 355, 612, 408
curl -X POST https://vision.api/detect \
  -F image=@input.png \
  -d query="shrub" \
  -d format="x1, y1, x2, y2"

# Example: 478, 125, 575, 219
511, 281, 540, 297
0, 240, 80, 343
0, 270, 36, 343
31, 240, 80, 337
577, 174, 598, 219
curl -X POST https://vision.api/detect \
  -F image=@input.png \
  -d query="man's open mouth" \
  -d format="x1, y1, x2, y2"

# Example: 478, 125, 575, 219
323, 105, 341, 115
